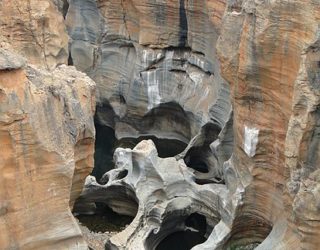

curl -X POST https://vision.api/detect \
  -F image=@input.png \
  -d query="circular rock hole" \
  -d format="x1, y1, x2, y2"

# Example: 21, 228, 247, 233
224, 215, 272, 250
115, 169, 128, 180
75, 201, 137, 250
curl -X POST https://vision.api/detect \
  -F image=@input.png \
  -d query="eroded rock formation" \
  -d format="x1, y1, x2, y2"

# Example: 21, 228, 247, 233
1, 0, 320, 249
66, 0, 232, 192
76, 140, 226, 249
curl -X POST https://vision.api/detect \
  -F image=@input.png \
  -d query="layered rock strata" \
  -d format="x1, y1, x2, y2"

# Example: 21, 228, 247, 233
216, 0, 320, 249
66, 0, 232, 186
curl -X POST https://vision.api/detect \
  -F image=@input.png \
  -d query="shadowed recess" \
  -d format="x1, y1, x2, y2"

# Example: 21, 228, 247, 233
142, 102, 192, 144
117, 136, 188, 158
155, 231, 206, 250
224, 215, 273, 250
145, 212, 211, 250
92, 123, 116, 181
184, 123, 221, 173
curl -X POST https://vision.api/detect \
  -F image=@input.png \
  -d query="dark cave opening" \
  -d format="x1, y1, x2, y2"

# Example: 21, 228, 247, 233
184, 123, 222, 174
92, 123, 116, 182
155, 213, 208, 250
117, 136, 188, 158
155, 231, 206, 250
201, 123, 221, 144
115, 169, 128, 180
185, 213, 207, 234
184, 147, 210, 173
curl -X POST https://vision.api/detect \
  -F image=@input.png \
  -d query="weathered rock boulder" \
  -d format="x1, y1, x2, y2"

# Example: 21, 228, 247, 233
0, 48, 96, 249
75, 140, 228, 250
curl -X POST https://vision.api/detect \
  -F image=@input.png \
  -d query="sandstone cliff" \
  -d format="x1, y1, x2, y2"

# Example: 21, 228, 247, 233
0, 47, 96, 249
217, 1, 320, 249
0, 0, 69, 69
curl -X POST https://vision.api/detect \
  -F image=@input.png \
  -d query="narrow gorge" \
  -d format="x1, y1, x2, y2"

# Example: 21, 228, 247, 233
0, 0, 319, 250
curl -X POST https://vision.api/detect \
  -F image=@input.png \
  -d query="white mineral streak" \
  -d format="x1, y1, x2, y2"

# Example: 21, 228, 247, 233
189, 72, 203, 86
141, 49, 163, 110
244, 126, 259, 157
142, 49, 163, 67
146, 70, 161, 110
142, 49, 148, 66
190, 54, 206, 70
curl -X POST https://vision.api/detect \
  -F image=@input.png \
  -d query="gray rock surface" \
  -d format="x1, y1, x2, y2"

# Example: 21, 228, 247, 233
0, 48, 27, 70
74, 140, 233, 250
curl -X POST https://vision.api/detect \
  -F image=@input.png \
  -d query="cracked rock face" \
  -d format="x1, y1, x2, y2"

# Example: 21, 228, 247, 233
0, 0, 69, 70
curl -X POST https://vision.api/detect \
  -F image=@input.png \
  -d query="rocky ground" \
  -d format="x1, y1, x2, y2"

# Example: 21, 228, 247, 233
76, 218, 116, 250
74, 205, 133, 250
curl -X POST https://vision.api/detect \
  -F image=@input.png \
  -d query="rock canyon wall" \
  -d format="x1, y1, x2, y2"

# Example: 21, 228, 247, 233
217, 1, 320, 249
0, 0, 319, 249
0, 48, 96, 249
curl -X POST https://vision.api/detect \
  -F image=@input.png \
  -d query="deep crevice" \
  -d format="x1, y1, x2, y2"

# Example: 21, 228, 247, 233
195, 177, 225, 185
178, 0, 188, 47
68, 52, 73, 66
92, 123, 116, 182
62, 0, 69, 19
